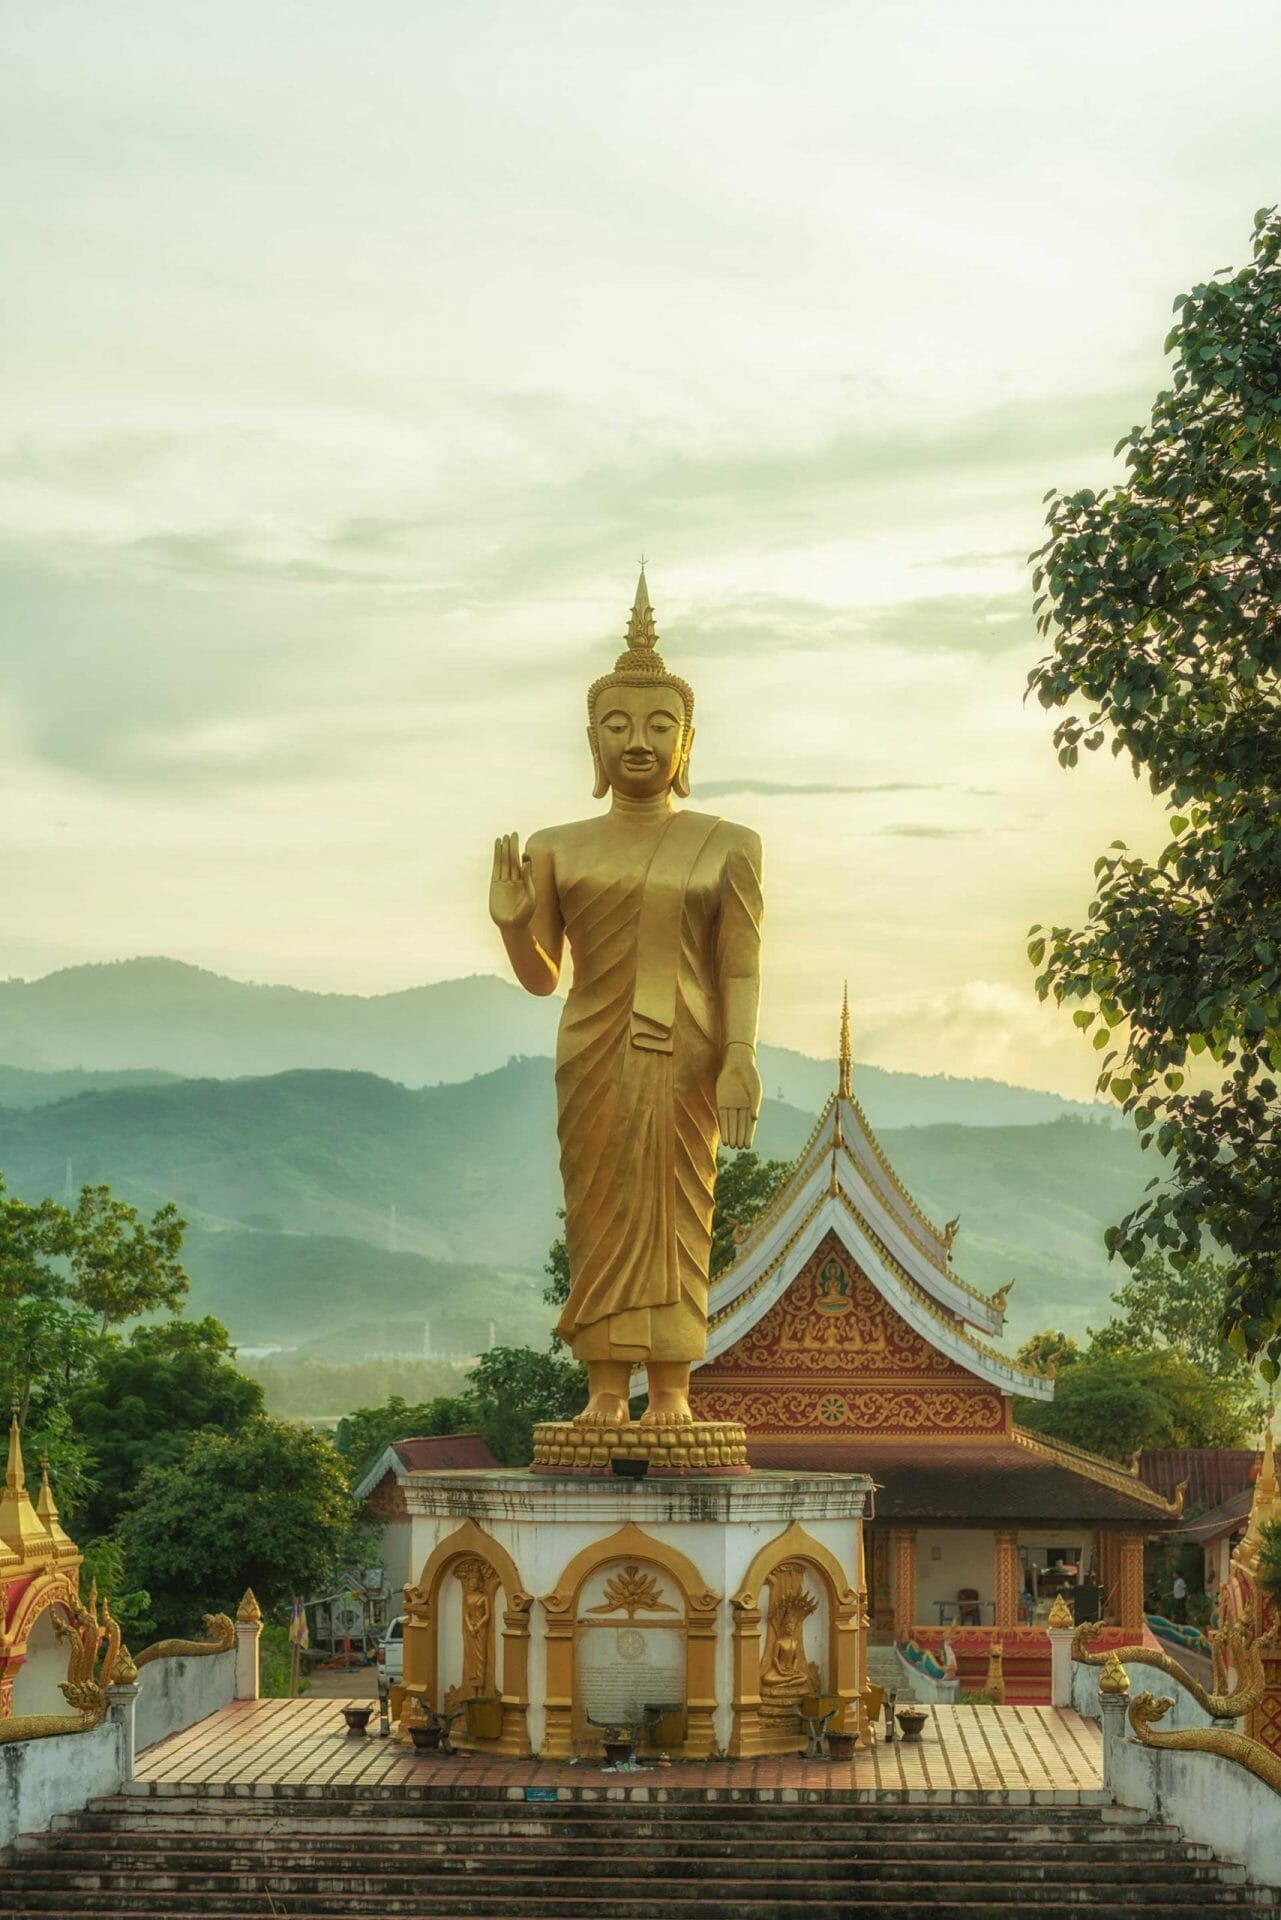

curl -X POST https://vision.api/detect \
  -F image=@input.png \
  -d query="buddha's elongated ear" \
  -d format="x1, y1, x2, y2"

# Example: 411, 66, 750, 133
587, 724, 609, 800
672, 724, 695, 799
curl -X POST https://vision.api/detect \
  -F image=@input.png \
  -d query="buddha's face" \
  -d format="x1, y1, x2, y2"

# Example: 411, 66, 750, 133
592, 683, 690, 798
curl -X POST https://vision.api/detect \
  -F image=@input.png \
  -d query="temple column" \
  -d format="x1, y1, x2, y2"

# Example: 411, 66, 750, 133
993, 1529, 1020, 1630
891, 1528, 917, 1638
1097, 1532, 1117, 1619
1118, 1532, 1145, 1635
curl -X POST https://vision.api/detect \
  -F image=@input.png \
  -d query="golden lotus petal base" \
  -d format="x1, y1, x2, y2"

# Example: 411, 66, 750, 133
531, 1419, 749, 1477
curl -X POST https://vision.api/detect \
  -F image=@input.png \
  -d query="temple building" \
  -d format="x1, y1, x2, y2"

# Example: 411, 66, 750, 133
687, 994, 1181, 1699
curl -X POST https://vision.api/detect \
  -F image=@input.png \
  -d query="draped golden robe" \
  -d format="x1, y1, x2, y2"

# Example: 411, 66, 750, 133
553, 809, 764, 1363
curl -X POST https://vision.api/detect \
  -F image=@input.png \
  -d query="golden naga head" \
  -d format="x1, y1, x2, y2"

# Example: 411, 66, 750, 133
587, 568, 696, 801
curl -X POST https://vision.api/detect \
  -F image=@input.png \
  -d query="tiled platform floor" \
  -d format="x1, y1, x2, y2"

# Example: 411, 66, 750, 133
133, 1697, 1104, 1800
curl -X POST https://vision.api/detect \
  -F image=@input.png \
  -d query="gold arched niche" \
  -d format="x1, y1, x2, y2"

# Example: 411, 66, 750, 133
403, 1519, 532, 1756
541, 1522, 720, 1760
729, 1520, 866, 1756
0, 1571, 80, 1718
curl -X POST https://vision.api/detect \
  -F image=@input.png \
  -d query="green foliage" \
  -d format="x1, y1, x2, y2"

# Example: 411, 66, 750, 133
77, 1533, 153, 1643
1258, 1518, 1281, 1602
68, 1318, 263, 1536
710, 1150, 791, 1277
542, 1211, 570, 1310
1014, 1348, 1256, 1460
1014, 1330, 1082, 1375
0, 1171, 191, 1417
465, 1345, 586, 1465
67, 1184, 188, 1332
1026, 207, 1281, 1375
116, 1416, 355, 1638
259, 1620, 310, 1698
1090, 1252, 1253, 1378
334, 1393, 477, 1483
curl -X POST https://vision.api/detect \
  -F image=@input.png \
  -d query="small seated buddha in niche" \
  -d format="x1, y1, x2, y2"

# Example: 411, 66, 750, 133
488, 569, 764, 1427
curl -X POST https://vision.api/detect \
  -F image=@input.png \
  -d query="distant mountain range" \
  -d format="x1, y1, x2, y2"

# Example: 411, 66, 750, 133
0, 958, 1102, 1128
0, 1054, 1140, 1351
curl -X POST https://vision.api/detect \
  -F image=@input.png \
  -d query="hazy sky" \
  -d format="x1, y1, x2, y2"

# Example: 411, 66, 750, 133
3, 2, 1279, 1094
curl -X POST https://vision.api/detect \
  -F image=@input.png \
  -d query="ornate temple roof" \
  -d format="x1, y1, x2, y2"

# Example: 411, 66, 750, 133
697, 1005, 1052, 1403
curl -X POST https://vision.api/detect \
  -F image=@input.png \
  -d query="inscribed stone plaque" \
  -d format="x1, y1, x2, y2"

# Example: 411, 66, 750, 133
576, 1624, 685, 1726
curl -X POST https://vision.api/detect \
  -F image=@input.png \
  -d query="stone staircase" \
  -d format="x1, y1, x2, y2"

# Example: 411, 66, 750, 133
4, 1782, 1280, 1917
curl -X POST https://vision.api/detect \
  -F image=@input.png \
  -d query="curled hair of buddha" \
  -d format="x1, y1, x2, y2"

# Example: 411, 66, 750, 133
587, 569, 695, 799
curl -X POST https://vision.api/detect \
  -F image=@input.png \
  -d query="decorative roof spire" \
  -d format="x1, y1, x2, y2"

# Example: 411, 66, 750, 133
37, 1455, 76, 1555
0, 1400, 53, 1558
6, 1396, 24, 1493
838, 981, 852, 1099
1246, 1411, 1278, 1537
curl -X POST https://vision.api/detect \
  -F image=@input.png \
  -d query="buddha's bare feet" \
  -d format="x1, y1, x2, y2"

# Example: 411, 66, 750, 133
643, 1361, 693, 1426
574, 1393, 629, 1427
640, 1389, 693, 1426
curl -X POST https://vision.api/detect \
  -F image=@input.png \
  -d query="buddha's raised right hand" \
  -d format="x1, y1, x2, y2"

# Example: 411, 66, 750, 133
489, 832, 537, 930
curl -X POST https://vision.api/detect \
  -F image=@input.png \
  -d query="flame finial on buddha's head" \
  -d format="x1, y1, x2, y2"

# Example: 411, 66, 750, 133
586, 566, 696, 798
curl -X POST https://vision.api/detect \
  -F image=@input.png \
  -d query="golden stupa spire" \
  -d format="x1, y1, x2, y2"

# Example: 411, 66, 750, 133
838, 981, 852, 1100
0, 1398, 52, 1557
36, 1455, 76, 1554
1236, 1410, 1279, 1572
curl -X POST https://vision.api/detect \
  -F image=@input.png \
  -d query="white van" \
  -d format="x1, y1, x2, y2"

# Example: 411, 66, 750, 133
376, 1615, 405, 1683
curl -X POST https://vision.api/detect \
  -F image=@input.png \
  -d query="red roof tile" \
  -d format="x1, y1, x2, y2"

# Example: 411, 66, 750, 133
390, 1433, 497, 1471
1137, 1448, 1260, 1510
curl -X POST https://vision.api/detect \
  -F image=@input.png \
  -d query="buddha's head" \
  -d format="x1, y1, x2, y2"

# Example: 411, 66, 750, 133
587, 569, 695, 800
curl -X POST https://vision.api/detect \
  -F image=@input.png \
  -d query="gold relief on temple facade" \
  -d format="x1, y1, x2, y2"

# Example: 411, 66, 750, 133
759, 1560, 820, 1727
586, 1565, 677, 1619
695, 1234, 969, 1378
691, 1383, 1005, 1437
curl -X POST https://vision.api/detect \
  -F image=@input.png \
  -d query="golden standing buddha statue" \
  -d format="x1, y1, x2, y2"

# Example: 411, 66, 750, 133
489, 570, 764, 1432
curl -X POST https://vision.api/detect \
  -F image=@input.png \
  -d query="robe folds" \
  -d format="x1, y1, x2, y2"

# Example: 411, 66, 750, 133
553, 809, 763, 1364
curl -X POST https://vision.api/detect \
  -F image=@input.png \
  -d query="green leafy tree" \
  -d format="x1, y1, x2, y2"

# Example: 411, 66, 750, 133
117, 1416, 355, 1638
67, 1185, 188, 1332
1015, 1348, 1256, 1461
68, 1318, 263, 1536
1091, 1252, 1254, 1378
1026, 207, 1281, 1378
710, 1150, 791, 1277
466, 1345, 586, 1465
1014, 1330, 1082, 1376
0, 1173, 191, 1415
0, 1180, 93, 1417
542, 1149, 790, 1313
334, 1393, 477, 1483
77, 1533, 152, 1643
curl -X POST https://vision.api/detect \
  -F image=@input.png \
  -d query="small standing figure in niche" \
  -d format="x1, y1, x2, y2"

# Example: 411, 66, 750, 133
489, 569, 764, 1428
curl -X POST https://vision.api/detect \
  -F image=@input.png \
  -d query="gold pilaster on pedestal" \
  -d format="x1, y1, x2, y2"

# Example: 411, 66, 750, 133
530, 1419, 748, 1476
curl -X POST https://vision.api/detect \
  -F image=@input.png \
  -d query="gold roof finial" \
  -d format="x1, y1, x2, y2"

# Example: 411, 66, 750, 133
6, 1400, 25, 1494
36, 1456, 76, 1554
1240, 1410, 1279, 1561
0, 1398, 54, 1557
838, 981, 852, 1099
1047, 1593, 1074, 1630
1098, 1648, 1131, 1696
